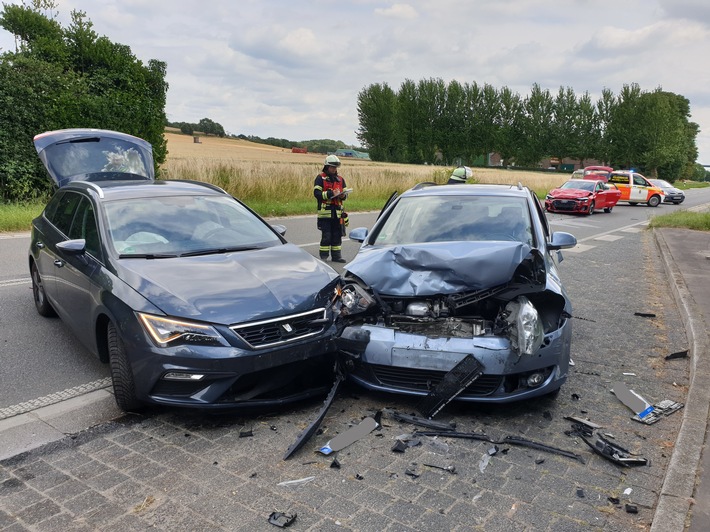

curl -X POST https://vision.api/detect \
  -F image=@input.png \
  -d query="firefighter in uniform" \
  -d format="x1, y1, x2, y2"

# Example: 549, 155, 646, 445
447, 165, 473, 184
313, 155, 348, 262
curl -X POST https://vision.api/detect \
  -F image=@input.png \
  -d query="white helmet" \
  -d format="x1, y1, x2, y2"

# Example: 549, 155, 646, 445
450, 166, 472, 182
324, 155, 341, 167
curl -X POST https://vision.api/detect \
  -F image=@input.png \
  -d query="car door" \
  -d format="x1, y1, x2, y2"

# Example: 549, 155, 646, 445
54, 196, 104, 341
594, 181, 611, 208
629, 173, 650, 202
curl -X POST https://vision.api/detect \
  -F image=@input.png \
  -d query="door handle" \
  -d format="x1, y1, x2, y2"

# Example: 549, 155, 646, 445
54, 260, 65, 268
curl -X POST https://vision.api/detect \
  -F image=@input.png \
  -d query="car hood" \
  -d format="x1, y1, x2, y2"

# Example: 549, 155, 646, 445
33, 129, 155, 188
345, 241, 540, 296
549, 188, 592, 199
116, 244, 338, 324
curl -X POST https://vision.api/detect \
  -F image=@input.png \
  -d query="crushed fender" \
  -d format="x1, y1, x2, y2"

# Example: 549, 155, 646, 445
268, 511, 297, 527
318, 416, 379, 455
283, 372, 344, 460
416, 354, 484, 418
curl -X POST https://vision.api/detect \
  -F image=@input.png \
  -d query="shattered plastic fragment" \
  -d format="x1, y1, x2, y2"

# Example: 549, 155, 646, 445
625, 504, 638, 514
479, 454, 491, 473
277, 476, 315, 487
634, 312, 656, 318
416, 354, 484, 418
423, 462, 456, 474
391, 440, 408, 453
623, 488, 633, 496
405, 467, 420, 479
665, 350, 689, 360
330, 458, 341, 469
387, 410, 456, 431
318, 417, 379, 455
488, 446, 499, 456
576, 488, 585, 498
239, 429, 253, 438
608, 497, 620, 504
268, 511, 297, 528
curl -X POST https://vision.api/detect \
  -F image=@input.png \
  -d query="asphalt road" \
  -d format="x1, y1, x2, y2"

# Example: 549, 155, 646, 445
1, 189, 709, 412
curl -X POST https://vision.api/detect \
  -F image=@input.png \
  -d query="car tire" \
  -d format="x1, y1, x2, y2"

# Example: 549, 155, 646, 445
31, 262, 56, 317
587, 201, 595, 215
604, 206, 613, 213
107, 322, 144, 412
648, 195, 661, 207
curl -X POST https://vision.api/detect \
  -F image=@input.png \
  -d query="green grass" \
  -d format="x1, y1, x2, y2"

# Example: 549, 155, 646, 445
676, 181, 710, 190
648, 210, 710, 231
0, 202, 43, 232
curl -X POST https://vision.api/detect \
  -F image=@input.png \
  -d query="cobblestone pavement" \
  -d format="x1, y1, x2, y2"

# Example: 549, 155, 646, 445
0, 230, 692, 531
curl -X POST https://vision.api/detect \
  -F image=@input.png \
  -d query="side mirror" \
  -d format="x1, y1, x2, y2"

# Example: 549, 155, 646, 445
57, 239, 87, 255
348, 227, 368, 243
548, 231, 577, 250
271, 224, 287, 236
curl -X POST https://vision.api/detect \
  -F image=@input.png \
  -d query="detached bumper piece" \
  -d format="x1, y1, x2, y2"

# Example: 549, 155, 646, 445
416, 354, 484, 419
579, 432, 648, 467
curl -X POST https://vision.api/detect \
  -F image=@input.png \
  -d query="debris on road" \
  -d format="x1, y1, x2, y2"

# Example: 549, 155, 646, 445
578, 431, 648, 467
634, 312, 656, 318
665, 350, 689, 360
612, 382, 683, 424
277, 476, 315, 487
318, 416, 379, 455
268, 511, 297, 527
386, 410, 456, 431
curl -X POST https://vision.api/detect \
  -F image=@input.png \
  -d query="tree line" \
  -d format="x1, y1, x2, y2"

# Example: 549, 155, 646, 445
357, 79, 701, 181
0, 1, 167, 201
167, 118, 226, 137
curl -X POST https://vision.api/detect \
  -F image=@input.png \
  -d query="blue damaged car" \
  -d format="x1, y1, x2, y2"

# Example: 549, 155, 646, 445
336, 183, 577, 403
29, 129, 340, 412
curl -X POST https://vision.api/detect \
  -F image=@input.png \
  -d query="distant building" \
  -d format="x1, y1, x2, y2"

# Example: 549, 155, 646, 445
334, 148, 370, 160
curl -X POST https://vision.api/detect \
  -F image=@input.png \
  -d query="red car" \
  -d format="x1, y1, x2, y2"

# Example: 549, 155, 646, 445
545, 179, 622, 215
571, 165, 614, 182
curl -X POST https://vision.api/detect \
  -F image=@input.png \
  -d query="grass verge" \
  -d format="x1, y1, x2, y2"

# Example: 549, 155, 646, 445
648, 210, 710, 232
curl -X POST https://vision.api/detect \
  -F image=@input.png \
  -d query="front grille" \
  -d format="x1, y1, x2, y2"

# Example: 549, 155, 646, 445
363, 364, 502, 396
231, 308, 327, 349
552, 200, 579, 211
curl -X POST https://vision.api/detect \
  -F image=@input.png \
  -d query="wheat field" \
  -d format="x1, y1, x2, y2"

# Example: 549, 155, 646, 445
161, 132, 569, 215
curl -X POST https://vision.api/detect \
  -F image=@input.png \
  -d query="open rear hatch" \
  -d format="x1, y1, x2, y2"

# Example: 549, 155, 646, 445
34, 128, 154, 188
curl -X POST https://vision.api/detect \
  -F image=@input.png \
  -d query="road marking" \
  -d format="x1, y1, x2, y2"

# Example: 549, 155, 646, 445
0, 378, 112, 420
566, 244, 596, 253
0, 278, 31, 287
594, 235, 624, 242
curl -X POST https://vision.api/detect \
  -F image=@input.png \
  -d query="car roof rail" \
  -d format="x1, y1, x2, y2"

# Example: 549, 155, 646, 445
83, 181, 105, 199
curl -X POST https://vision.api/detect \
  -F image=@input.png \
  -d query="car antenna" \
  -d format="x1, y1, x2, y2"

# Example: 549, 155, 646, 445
517, 182, 523, 190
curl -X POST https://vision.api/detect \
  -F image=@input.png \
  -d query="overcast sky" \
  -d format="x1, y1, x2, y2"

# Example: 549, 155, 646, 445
2, 0, 709, 164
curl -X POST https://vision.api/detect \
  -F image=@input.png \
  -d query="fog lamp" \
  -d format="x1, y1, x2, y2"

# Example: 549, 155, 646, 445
526, 372, 545, 387
163, 372, 205, 381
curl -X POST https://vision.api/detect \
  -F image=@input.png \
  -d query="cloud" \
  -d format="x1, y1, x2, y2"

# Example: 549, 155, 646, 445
374, 3, 419, 19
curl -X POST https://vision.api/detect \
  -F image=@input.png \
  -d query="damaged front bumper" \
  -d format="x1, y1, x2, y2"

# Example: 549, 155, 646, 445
338, 320, 571, 403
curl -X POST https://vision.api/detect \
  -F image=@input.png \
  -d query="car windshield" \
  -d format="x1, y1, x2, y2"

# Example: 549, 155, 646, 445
104, 195, 282, 256
560, 180, 595, 191
371, 195, 533, 246
650, 179, 672, 188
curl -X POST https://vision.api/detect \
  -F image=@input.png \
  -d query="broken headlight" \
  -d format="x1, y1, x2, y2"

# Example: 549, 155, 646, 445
504, 296, 544, 356
340, 283, 376, 316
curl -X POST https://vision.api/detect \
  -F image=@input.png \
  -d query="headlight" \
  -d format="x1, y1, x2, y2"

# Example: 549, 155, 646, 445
545, 195, 553, 200
504, 297, 544, 356
138, 313, 228, 347
340, 284, 376, 315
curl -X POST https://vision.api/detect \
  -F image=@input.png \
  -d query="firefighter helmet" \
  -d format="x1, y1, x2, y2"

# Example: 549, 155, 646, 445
324, 155, 341, 167
449, 166, 472, 182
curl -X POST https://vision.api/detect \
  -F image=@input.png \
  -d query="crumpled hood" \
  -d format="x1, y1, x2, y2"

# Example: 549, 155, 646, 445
344, 241, 537, 296
550, 188, 592, 199
117, 244, 338, 324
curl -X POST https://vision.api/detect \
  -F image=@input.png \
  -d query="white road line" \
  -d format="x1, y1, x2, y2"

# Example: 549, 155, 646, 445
0, 278, 31, 287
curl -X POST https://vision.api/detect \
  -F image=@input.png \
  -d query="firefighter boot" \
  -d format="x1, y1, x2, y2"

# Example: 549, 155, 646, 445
331, 251, 346, 263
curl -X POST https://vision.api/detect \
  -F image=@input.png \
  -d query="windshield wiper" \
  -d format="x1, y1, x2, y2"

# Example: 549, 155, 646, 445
119, 253, 178, 259
180, 246, 260, 257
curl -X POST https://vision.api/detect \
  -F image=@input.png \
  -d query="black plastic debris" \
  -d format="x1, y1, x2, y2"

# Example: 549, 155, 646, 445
625, 504, 638, 514
487, 446, 499, 456
423, 462, 456, 474
387, 410, 456, 431
634, 312, 656, 318
535, 458, 545, 465
571, 393, 580, 401
579, 432, 648, 467
416, 354, 484, 418
576, 488, 585, 498
239, 429, 253, 438
318, 416, 379, 455
330, 458, 341, 469
564, 416, 602, 430
391, 440, 408, 453
354, 473, 364, 480
608, 497, 620, 504
268, 511, 297, 528
283, 372, 344, 460
405, 467, 420, 479
665, 350, 689, 360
